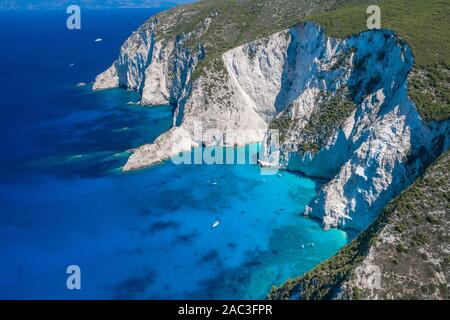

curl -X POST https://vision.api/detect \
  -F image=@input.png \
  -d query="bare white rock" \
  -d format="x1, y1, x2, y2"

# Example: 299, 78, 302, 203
94, 19, 449, 231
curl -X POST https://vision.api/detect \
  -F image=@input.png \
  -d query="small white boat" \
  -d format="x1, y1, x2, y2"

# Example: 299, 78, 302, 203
212, 220, 220, 228
211, 181, 218, 186
68, 63, 75, 68
76, 82, 87, 87
95, 38, 103, 42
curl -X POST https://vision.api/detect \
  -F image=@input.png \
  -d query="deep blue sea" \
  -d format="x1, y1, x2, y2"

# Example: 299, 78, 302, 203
0, 8, 350, 299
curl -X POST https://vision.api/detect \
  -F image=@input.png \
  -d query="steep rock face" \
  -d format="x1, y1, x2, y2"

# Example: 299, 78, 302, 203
337, 152, 450, 300
94, 20, 449, 231
93, 15, 204, 125
260, 24, 449, 231
93, 19, 157, 93
268, 151, 450, 300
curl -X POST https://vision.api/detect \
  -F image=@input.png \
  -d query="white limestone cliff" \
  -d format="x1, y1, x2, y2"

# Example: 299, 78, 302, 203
94, 20, 449, 231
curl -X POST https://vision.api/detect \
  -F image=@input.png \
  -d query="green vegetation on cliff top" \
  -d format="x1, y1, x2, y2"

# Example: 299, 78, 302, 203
154, 0, 449, 121
310, 0, 449, 66
158, 0, 355, 53
155, 0, 371, 76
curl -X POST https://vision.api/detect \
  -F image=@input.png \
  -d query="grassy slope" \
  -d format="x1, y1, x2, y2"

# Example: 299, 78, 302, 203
268, 1, 449, 298
270, 89, 357, 154
154, 0, 373, 76
268, 150, 450, 300
308, 0, 450, 121
309, 0, 449, 66
154, 0, 448, 121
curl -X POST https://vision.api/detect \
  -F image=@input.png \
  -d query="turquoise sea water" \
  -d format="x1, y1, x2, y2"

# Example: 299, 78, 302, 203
0, 9, 349, 299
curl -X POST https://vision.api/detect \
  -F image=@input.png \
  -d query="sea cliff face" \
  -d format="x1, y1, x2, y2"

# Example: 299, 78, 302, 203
268, 151, 450, 300
94, 15, 449, 231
